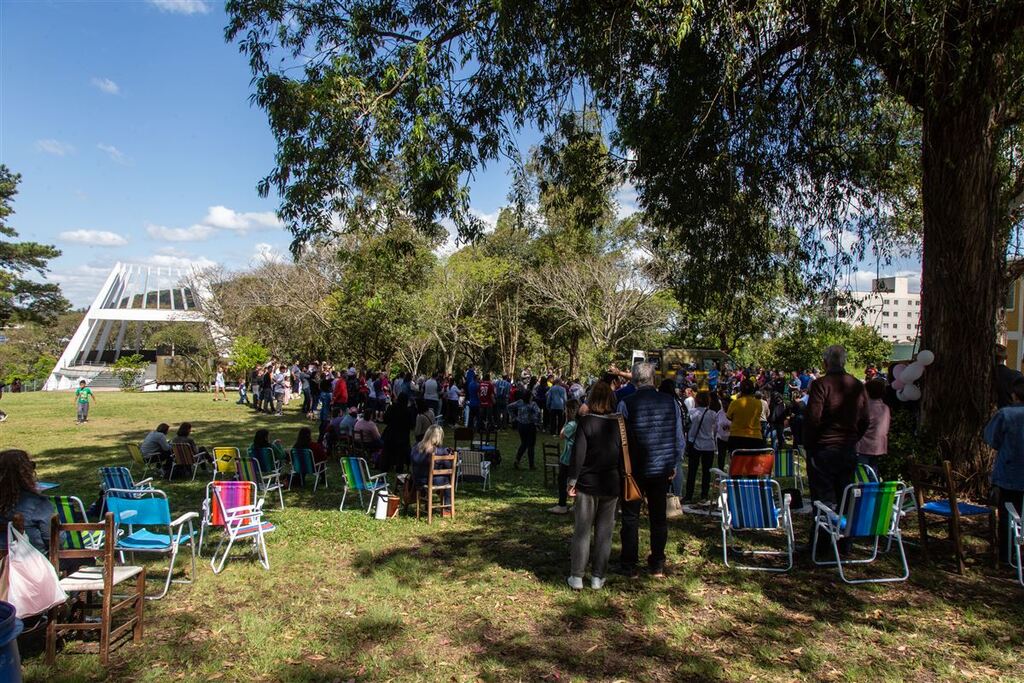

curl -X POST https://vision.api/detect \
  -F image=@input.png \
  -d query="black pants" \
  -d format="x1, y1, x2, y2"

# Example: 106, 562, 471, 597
716, 438, 729, 470
478, 406, 493, 432
468, 405, 479, 429
996, 486, 1024, 563
301, 389, 312, 414
620, 476, 670, 571
727, 435, 767, 453
558, 463, 569, 506
548, 407, 565, 436
685, 449, 715, 500
807, 445, 858, 547
515, 424, 537, 467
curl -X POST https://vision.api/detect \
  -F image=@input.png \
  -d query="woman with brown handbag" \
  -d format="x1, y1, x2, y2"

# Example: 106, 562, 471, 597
567, 381, 623, 591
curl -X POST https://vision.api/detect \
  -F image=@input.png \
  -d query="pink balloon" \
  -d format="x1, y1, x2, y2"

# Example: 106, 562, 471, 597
892, 364, 907, 380
892, 379, 905, 390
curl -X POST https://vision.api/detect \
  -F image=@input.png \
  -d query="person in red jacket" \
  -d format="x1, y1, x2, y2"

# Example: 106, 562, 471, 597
331, 372, 349, 416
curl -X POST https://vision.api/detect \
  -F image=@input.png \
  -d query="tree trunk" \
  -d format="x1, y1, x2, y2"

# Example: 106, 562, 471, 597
919, 97, 1003, 497
567, 331, 580, 379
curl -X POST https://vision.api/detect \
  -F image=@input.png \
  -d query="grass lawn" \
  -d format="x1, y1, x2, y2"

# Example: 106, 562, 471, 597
2, 391, 1022, 682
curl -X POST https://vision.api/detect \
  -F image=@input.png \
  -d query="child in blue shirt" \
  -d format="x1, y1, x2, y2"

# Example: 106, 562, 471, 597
549, 399, 580, 514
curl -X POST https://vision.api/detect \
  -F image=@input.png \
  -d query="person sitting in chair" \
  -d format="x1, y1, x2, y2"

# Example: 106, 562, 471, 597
140, 423, 174, 476
171, 422, 213, 466
0, 449, 52, 554
410, 426, 454, 512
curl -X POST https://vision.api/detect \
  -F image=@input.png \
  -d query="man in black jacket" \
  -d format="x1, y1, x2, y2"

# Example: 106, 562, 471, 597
617, 362, 685, 577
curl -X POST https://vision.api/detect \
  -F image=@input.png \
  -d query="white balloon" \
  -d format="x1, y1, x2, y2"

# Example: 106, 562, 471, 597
900, 384, 922, 401
916, 350, 935, 366
892, 364, 907, 380
901, 363, 924, 383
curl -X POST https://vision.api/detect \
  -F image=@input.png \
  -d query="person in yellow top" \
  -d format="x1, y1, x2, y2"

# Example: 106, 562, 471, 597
725, 379, 766, 451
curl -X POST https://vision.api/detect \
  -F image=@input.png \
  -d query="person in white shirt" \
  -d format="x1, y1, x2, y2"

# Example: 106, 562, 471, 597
683, 388, 696, 411
684, 392, 719, 503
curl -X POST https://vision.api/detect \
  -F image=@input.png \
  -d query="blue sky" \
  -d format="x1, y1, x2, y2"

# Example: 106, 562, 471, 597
1, 0, 916, 308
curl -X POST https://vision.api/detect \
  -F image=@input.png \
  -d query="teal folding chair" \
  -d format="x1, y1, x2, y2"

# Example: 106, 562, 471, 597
105, 488, 199, 599
338, 457, 388, 512
812, 481, 910, 584
712, 469, 794, 572
289, 448, 327, 491
1007, 502, 1024, 587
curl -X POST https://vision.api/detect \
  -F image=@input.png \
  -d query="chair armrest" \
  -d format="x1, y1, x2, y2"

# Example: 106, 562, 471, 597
171, 511, 200, 527
1007, 501, 1022, 523
369, 472, 387, 483
812, 500, 834, 516
136, 477, 154, 488
709, 468, 727, 479
782, 493, 792, 510
224, 504, 261, 517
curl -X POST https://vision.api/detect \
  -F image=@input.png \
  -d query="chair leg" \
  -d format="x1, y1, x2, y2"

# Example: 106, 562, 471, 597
950, 517, 966, 574
100, 580, 113, 665
134, 568, 146, 642
990, 511, 998, 569
45, 604, 59, 665
916, 508, 931, 562
339, 487, 347, 511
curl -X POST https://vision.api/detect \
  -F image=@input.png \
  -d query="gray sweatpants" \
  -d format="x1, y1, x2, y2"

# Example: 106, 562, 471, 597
570, 492, 618, 579
77, 402, 89, 423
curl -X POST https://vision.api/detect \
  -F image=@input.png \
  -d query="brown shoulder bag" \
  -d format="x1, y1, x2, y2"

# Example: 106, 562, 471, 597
616, 415, 643, 502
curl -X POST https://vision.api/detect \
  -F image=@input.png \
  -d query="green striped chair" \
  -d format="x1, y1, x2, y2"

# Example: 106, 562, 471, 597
237, 454, 285, 510
49, 495, 102, 550
854, 462, 879, 483
712, 469, 794, 572
339, 457, 388, 513
773, 447, 805, 492
812, 481, 910, 584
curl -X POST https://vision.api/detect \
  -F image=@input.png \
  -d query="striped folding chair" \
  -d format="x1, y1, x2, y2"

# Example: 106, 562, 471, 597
457, 450, 491, 491
1007, 502, 1024, 587
812, 481, 910, 584
289, 448, 327, 491
99, 466, 153, 515
711, 471, 793, 572
170, 443, 202, 481
212, 447, 239, 480
338, 457, 388, 513
774, 448, 805, 492
49, 495, 102, 550
855, 462, 879, 483
200, 480, 273, 574
237, 453, 285, 510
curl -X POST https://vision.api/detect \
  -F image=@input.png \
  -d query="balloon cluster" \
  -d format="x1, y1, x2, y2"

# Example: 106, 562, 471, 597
891, 350, 934, 402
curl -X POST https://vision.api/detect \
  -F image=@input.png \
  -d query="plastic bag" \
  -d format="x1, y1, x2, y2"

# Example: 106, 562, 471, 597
5, 523, 67, 618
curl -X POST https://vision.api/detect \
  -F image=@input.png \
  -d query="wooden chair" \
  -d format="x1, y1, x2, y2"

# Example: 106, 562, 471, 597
46, 513, 146, 666
908, 460, 996, 574
416, 452, 457, 524
542, 442, 561, 488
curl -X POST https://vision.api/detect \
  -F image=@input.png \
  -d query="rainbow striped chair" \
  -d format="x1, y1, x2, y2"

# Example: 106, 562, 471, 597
199, 480, 274, 574
712, 469, 794, 572
338, 457, 388, 513
812, 481, 910, 584
774, 447, 805, 492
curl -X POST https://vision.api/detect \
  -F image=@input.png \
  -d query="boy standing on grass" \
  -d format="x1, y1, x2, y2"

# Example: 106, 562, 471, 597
75, 379, 95, 424
549, 399, 580, 514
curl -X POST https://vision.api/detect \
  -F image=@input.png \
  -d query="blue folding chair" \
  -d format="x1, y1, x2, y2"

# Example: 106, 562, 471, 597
99, 466, 153, 515
1007, 502, 1024, 587
773, 447, 805, 492
712, 469, 794, 572
105, 489, 199, 600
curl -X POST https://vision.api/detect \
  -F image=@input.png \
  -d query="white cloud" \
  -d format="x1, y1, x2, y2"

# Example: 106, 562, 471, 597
97, 143, 130, 165
469, 208, 500, 231
59, 229, 129, 247
202, 205, 282, 233
90, 77, 120, 95
148, 253, 216, 270
148, 0, 209, 14
146, 222, 215, 242
47, 264, 111, 307
36, 139, 75, 156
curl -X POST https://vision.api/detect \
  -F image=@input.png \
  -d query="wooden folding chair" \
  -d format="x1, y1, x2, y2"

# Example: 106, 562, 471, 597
169, 443, 201, 481
46, 513, 146, 666
452, 427, 474, 453
908, 459, 996, 573
542, 442, 561, 488
416, 452, 457, 524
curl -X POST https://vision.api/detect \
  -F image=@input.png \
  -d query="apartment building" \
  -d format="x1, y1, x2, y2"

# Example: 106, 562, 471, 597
836, 276, 921, 343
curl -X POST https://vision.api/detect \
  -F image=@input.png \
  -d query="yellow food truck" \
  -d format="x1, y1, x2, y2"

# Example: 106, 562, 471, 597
630, 348, 737, 389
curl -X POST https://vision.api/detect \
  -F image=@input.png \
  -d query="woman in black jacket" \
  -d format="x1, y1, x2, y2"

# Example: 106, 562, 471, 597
382, 393, 413, 473
567, 381, 622, 591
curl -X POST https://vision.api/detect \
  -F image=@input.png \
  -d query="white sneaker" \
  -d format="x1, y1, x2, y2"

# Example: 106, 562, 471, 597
548, 505, 569, 514
590, 576, 605, 590
566, 576, 583, 591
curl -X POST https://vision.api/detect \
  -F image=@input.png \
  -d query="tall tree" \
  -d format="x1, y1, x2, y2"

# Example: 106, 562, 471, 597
0, 166, 69, 325
227, 1, 1024, 491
